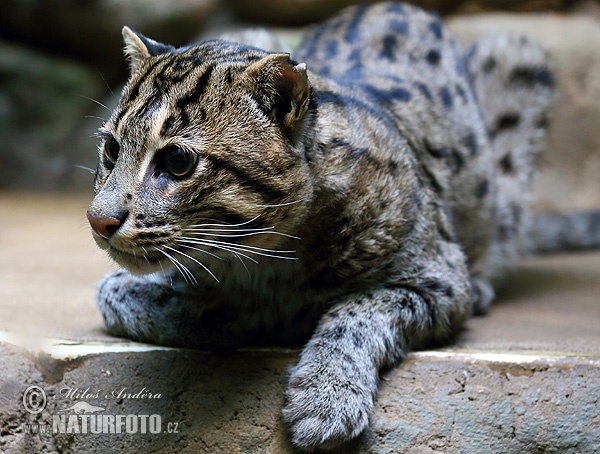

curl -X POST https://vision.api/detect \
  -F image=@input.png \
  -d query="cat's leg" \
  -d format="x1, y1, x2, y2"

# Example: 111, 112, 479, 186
283, 248, 472, 451
96, 269, 241, 349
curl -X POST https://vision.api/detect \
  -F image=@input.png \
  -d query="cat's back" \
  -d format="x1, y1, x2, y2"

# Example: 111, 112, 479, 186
295, 2, 452, 82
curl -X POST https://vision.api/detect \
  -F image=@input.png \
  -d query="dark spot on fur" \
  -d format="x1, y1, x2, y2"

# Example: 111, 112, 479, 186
509, 66, 554, 88
450, 148, 465, 172
476, 179, 489, 198
535, 114, 549, 129
362, 84, 412, 103
482, 57, 497, 73
352, 331, 364, 348
344, 3, 369, 43
421, 165, 443, 194
499, 153, 514, 173
429, 21, 443, 39
426, 142, 450, 159
426, 49, 441, 66
390, 19, 409, 35
496, 112, 521, 132
439, 86, 453, 109
414, 82, 432, 100
381, 34, 397, 61
461, 132, 478, 156
325, 39, 339, 59
455, 83, 467, 103
325, 324, 347, 341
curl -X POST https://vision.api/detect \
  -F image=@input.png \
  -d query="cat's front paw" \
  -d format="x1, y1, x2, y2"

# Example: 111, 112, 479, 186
96, 269, 135, 337
282, 353, 375, 451
96, 270, 176, 343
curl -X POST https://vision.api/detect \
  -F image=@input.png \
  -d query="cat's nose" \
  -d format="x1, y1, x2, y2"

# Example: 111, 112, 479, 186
87, 212, 126, 239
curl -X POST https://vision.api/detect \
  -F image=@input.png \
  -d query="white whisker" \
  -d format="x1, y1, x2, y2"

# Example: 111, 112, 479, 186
256, 199, 305, 208
74, 164, 96, 174
155, 247, 197, 285
189, 215, 262, 229
178, 237, 298, 261
72, 93, 111, 112
163, 245, 219, 283
172, 241, 225, 261
183, 228, 300, 240
82, 115, 107, 122
178, 240, 259, 264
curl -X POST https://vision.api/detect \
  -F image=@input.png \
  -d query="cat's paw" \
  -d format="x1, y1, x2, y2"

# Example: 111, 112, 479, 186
96, 270, 175, 342
96, 269, 134, 337
282, 353, 374, 451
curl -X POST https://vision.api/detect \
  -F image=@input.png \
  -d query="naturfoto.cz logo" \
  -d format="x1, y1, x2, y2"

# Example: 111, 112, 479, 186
21, 385, 180, 435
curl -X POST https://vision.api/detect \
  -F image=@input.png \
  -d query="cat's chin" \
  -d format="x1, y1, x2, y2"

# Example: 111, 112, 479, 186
106, 246, 165, 276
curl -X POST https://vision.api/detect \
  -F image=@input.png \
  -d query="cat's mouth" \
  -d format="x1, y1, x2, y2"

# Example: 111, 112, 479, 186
93, 235, 166, 275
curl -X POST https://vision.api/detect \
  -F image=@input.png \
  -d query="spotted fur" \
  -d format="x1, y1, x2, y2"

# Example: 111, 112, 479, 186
88, 3, 554, 451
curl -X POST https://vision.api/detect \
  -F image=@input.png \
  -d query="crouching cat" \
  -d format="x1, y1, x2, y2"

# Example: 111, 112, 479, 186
86, 2, 581, 450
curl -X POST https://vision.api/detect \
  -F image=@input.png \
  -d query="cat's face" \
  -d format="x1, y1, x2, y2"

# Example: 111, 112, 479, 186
87, 28, 312, 276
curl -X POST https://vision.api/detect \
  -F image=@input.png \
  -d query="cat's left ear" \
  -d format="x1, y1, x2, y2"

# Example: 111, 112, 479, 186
122, 26, 174, 73
243, 53, 310, 138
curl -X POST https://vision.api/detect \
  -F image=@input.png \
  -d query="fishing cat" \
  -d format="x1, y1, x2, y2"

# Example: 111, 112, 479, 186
87, 2, 555, 450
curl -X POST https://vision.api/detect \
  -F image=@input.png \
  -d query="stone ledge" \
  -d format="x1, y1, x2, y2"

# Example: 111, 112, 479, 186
1, 338, 599, 453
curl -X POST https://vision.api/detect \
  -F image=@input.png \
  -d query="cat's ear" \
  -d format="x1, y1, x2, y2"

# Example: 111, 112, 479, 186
243, 53, 310, 138
122, 26, 174, 73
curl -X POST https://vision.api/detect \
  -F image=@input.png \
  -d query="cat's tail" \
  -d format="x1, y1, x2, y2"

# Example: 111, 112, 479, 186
466, 34, 555, 188
528, 211, 600, 253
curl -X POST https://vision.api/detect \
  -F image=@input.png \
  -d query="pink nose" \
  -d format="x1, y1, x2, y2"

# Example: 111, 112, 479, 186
87, 213, 123, 239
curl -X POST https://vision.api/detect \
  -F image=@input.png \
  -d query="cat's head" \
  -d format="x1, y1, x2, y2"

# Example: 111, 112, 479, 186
87, 27, 313, 277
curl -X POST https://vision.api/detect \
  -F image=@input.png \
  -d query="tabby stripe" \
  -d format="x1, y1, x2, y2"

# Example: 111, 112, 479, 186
125, 59, 163, 103
206, 154, 287, 202
314, 89, 397, 129
176, 63, 216, 110
114, 59, 168, 130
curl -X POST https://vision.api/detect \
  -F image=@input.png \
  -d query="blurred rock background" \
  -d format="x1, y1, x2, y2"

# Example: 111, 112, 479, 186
0, 0, 598, 212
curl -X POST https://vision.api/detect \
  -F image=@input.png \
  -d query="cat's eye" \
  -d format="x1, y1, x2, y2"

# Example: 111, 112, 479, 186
158, 146, 198, 178
103, 137, 120, 169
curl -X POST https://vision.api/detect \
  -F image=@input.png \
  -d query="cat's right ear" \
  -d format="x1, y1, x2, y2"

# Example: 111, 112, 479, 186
122, 26, 174, 73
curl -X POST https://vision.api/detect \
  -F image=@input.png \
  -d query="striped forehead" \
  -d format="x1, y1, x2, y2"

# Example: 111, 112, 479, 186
108, 42, 267, 138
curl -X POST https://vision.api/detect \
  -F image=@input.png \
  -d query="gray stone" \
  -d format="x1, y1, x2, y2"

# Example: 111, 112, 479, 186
1, 343, 598, 453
